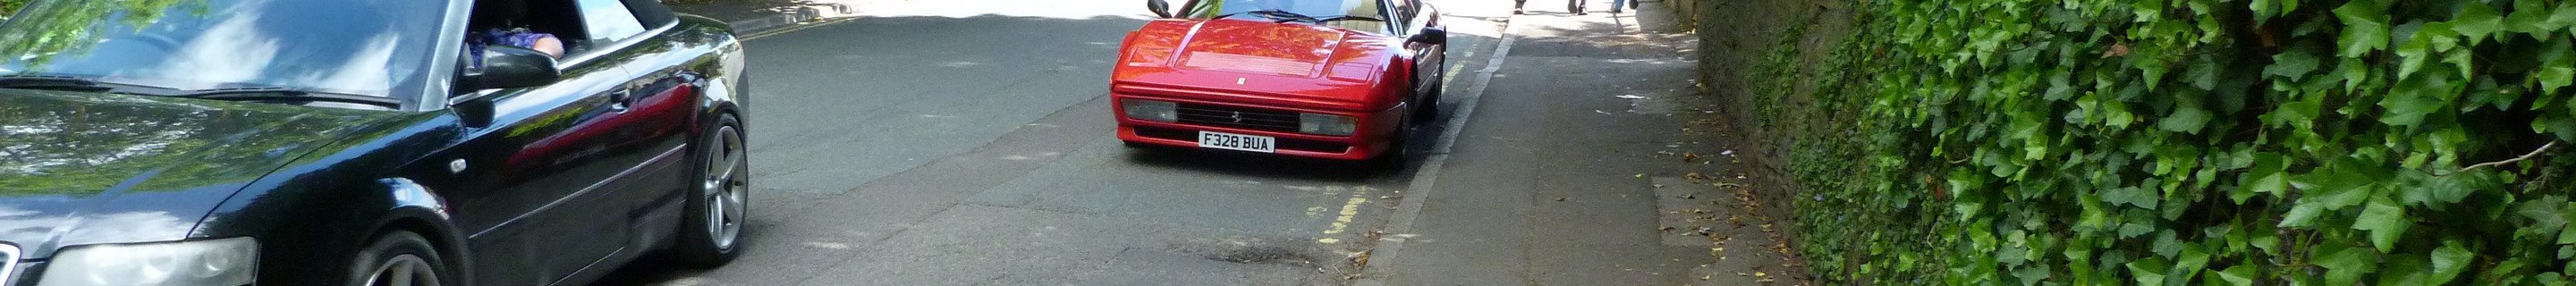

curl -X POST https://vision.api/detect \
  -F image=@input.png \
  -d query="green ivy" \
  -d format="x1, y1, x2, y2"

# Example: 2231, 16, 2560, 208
1760, 0, 2576, 284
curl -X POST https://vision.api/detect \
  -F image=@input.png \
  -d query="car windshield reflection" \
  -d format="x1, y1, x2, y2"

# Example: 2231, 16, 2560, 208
0, 0, 445, 97
1182, 0, 1388, 33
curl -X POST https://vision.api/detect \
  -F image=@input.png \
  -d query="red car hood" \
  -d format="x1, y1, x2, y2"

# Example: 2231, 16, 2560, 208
1113, 19, 1405, 111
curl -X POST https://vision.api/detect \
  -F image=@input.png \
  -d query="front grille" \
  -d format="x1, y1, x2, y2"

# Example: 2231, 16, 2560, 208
1174, 103, 1301, 132
1133, 126, 1351, 153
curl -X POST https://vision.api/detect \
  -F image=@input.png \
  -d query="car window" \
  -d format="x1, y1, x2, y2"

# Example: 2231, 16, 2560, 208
0, 0, 445, 97
1386, 0, 1411, 30
1181, 0, 1392, 34
578, 0, 648, 43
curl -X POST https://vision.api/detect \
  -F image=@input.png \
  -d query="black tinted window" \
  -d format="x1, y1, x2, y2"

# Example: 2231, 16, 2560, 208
0, 0, 447, 97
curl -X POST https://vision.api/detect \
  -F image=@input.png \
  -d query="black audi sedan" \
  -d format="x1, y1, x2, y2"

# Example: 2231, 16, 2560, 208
0, 0, 751, 284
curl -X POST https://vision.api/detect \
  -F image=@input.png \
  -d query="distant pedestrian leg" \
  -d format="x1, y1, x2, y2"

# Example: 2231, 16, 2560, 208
1569, 0, 1587, 14
1513, 0, 1527, 14
1611, 0, 1627, 13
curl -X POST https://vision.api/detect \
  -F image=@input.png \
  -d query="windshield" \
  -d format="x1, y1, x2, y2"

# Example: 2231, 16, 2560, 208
0, 0, 447, 97
1180, 0, 1388, 33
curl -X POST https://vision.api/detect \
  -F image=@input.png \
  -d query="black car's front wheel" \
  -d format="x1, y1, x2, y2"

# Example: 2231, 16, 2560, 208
345, 231, 453, 286
674, 114, 749, 268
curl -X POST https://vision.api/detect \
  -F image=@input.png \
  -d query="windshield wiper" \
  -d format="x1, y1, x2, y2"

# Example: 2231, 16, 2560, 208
1218, 9, 1320, 23
168, 87, 402, 108
0, 74, 114, 92
1312, 16, 1385, 23
1217, 10, 1384, 24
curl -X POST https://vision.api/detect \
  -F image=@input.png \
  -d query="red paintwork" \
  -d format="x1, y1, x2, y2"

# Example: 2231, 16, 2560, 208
1110, 18, 1423, 160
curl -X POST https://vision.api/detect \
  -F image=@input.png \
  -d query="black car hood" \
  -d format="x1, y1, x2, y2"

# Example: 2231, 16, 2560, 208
0, 88, 397, 257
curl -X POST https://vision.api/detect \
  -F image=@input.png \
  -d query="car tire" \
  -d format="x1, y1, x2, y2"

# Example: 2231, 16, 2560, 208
1413, 64, 1447, 123
1371, 111, 1417, 172
345, 231, 455, 286
674, 114, 749, 268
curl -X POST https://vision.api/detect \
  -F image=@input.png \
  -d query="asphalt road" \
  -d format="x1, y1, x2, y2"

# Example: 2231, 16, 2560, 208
593, 2, 1512, 285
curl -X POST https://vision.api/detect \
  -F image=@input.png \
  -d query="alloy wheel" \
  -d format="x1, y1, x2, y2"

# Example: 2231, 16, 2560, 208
702, 124, 748, 250
362, 254, 441, 286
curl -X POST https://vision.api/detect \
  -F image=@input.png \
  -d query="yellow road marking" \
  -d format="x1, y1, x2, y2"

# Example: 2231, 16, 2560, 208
1318, 186, 1372, 243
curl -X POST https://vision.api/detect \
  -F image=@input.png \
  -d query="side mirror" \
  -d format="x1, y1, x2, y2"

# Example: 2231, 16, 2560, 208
462, 46, 563, 92
1410, 28, 1447, 46
1147, 0, 1174, 18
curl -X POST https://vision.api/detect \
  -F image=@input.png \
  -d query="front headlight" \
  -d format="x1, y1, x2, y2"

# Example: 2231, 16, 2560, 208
1122, 99, 1177, 122
1300, 113, 1357, 136
39, 237, 257, 286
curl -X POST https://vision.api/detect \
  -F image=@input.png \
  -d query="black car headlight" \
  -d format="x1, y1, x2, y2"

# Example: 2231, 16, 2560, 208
38, 237, 256, 286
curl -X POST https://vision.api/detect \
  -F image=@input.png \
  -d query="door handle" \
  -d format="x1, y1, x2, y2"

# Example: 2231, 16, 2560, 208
607, 90, 634, 111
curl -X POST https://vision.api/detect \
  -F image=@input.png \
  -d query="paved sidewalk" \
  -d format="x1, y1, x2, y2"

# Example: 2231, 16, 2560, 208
1355, 0, 1811, 285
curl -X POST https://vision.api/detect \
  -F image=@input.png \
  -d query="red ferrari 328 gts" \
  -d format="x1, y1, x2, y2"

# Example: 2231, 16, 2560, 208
1111, 0, 1447, 165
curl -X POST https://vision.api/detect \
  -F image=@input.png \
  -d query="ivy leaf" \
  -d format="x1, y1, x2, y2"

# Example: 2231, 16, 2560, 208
2252, 0, 2281, 21
2106, 186, 2160, 209
2340, 58, 2372, 91
2519, 196, 2572, 232
2430, 241, 2475, 284
2547, 1, 2576, 32
2336, 1, 2394, 56
2379, 253, 2431, 286
2394, 29, 2432, 79
2509, 0, 2554, 35
2238, 154, 2291, 204
2540, 38, 2576, 92
2266, 49, 2321, 79
2265, 95, 2323, 128
2446, 49, 2476, 80
2129, 256, 2174, 286
2382, 72, 2450, 127
2213, 265, 2258, 286
2174, 244, 2213, 279
2457, 2, 2505, 44
2187, 56, 2222, 90
2560, 220, 2576, 244
2282, 201, 2332, 227
2284, 157, 2385, 227
2315, 243, 2380, 286
2354, 198, 2411, 251
2160, 107, 2214, 133
2407, 169, 2496, 209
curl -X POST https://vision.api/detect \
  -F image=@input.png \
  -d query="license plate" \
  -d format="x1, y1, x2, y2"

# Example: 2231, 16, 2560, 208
1197, 130, 1276, 153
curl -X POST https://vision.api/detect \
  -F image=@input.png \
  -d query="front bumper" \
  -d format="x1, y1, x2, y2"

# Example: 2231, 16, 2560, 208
1114, 94, 1402, 161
